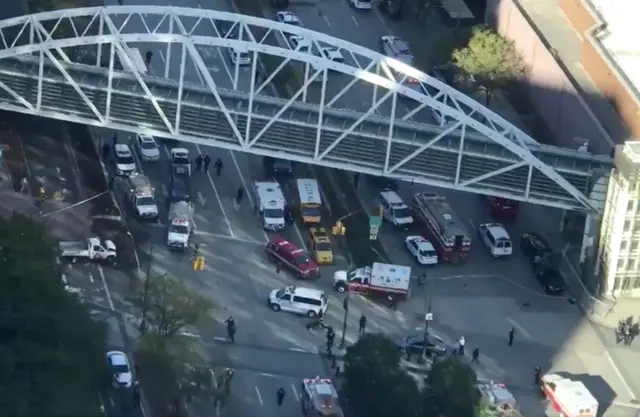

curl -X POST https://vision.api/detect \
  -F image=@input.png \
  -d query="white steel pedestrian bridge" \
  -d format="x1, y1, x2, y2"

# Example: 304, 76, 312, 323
0, 6, 613, 212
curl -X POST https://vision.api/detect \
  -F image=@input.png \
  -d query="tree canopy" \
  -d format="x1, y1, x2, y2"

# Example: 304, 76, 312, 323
0, 212, 106, 417
343, 333, 421, 417
452, 26, 527, 104
422, 357, 480, 417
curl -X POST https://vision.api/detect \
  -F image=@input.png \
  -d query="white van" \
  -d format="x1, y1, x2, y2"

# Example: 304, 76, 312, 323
228, 48, 251, 66
479, 223, 513, 257
268, 285, 328, 318
255, 181, 286, 231
380, 190, 414, 228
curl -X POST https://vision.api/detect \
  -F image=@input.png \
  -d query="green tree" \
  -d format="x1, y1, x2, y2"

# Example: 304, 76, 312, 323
343, 334, 420, 417
0, 212, 106, 417
451, 26, 527, 106
134, 273, 212, 346
422, 357, 480, 417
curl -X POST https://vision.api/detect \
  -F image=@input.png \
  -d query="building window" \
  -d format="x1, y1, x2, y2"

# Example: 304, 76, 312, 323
621, 240, 628, 251
627, 220, 635, 233
628, 258, 636, 271
629, 200, 636, 213
634, 277, 640, 289
613, 277, 621, 290
632, 240, 640, 251
618, 258, 626, 270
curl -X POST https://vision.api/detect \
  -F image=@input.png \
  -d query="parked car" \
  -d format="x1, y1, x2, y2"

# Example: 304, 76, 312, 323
106, 351, 133, 388
520, 232, 554, 266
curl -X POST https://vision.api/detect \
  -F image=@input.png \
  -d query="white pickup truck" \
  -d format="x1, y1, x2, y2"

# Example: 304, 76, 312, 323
59, 237, 117, 264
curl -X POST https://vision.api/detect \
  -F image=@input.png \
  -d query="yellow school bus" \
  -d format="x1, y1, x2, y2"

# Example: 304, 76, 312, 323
297, 178, 322, 224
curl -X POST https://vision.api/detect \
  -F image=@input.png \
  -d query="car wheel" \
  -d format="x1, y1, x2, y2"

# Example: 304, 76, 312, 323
270, 303, 281, 312
307, 310, 317, 318
336, 285, 346, 293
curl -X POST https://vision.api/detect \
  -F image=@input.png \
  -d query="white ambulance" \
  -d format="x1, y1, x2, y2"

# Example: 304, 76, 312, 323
255, 181, 286, 231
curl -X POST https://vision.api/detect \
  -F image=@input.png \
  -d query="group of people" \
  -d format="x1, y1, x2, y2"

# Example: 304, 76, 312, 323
615, 317, 638, 346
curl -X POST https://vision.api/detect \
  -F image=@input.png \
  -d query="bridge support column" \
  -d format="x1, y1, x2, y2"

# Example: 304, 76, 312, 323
597, 142, 640, 298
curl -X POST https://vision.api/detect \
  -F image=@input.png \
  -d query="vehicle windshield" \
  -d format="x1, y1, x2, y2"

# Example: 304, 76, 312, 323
393, 207, 411, 218
137, 196, 155, 206
294, 253, 311, 265
111, 363, 129, 373
264, 208, 284, 219
316, 241, 331, 251
168, 224, 189, 235
302, 206, 321, 217
173, 156, 189, 164
141, 141, 156, 150
273, 159, 292, 171
275, 289, 285, 298
116, 155, 134, 165
419, 249, 437, 257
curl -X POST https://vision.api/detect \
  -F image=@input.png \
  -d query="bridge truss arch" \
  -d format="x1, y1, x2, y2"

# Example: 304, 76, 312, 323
0, 6, 612, 212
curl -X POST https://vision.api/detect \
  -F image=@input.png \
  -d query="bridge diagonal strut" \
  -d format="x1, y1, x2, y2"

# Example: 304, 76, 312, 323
459, 161, 528, 188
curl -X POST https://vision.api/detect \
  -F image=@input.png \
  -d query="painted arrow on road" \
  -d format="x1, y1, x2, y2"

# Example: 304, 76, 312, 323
197, 191, 206, 206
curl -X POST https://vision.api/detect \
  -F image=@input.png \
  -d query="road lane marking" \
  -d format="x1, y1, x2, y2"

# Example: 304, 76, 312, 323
159, 50, 166, 63
467, 217, 477, 232
506, 317, 530, 339
195, 144, 235, 237
291, 383, 299, 401
98, 266, 115, 311
197, 191, 207, 206
228, 150, 269, 242
61, 273, 68, 284
605, 351, 637, 401
351, 15, 359, 26
322, 14, 332, 28
254, 386, 264, 405
89, 273, 94, 283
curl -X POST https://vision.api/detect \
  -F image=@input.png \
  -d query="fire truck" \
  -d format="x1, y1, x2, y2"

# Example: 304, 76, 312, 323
300, 377, 343, 417
541, 374, 598, 417
412, 193, 471, 263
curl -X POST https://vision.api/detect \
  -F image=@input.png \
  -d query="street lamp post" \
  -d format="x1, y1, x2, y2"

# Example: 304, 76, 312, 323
339, 294, 350, 349
139, 243, 153, 333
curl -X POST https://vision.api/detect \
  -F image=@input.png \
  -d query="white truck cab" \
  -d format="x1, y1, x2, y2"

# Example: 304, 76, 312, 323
255, 181, 286, 231
125, 174, 158, 221
380, 190, 413, 228
479, 223, 513, 257
333, 262, 411, 301
166, 201, 194, 250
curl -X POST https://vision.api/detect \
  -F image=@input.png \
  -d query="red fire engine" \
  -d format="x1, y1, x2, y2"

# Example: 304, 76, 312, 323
300, 377, 343, 417
412, 193, 471, 263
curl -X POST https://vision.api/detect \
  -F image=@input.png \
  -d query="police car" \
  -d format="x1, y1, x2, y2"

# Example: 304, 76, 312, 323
404, 235, 438, 266
276, 11, 302, 26
479, 223, 513, 257
380, 35, 413, 65
113, 144, 136, 176
289, 35, 311, 53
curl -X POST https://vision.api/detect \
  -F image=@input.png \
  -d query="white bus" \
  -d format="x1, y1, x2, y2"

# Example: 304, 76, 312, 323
118, 47, 148, 74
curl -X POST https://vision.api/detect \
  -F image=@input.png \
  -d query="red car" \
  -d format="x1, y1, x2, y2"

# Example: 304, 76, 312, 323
266, 236, 320, 279
488, 197, 519, 220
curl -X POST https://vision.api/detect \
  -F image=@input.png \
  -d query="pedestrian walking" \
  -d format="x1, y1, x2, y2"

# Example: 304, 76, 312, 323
508, 327, 515, 347
195, 155, 203, 172
20, 176, 28, 194
145, 50, 153, 66
471, 347, 480, 364
353, 173, 360, 190
534, 366, 541, 386
235, 187, 244, 207
358, 313, 367, 334
214, 158, 223, 177
277, 387, 285, 406
203, 155, 211, 172
276, 261, 281, 274
458, 336, 466, 356
112, 133, 118, 147
102, 143, 111, 160
108, 175, 115, 191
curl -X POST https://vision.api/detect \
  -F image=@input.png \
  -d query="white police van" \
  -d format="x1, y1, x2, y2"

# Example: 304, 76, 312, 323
479, 223, 513, 257
268, 285, 328, 318
380, 190, 414, 229
255, 181, 286, 231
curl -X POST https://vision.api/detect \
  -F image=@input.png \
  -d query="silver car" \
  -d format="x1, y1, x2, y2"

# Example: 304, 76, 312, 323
136, 134, 160, 162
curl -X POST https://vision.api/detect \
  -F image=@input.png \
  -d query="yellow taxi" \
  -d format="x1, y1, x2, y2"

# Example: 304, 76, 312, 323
309, 227, 334, 265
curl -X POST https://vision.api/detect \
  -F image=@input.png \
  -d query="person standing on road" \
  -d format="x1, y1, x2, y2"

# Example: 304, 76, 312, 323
195, 154, 203, 172
471, 347, 480, 364
358, 314, 367, 334
225, 316, 236, 344
508, 327, 515, 347
112, 133, 118, 147
102, 142, 111, 160
214, 158, 223, 177
277, 387, 285, 406
458, 336, 466, 356
203, 155, 211, 172
235, 187, 244, 207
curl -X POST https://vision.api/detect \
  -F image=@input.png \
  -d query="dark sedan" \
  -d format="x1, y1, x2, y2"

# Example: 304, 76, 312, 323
521, 233, 566, 295
395, 334, 447, 357
520, 232, 554, 266
534, 264, 566, 295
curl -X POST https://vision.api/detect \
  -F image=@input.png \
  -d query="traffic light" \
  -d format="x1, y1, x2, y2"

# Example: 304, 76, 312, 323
332, 221, 346, 236
192, 256, 205, 271
339, 223, 346, 236
378, 205, 384, 217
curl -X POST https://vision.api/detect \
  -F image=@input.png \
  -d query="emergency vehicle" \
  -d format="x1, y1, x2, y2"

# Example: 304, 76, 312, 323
166, 201, 194, 250
269, 285, 328, 317
380, 190, 413, 228
297, 178, 322, 224
113, 144, 136, 176
309, 227, 333, 264
413, 192, 471, 263
333, 262, 411, 301
488, 197, 519, 220
404, 235, 438, 265
300, 377, 343, 417
541, 374, 598, 417
255, 181, 286, 231
124, 174, 158, 221
479, 223, 513, 257
266, 236, 320, 278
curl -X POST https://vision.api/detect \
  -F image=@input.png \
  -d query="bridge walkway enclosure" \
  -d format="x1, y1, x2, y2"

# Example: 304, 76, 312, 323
0, 6, 614, 212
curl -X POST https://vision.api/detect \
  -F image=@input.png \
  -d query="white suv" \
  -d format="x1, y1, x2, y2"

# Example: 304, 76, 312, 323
269, 285, 328, 318
479, 223, 513, 257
